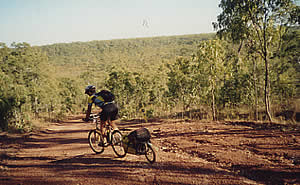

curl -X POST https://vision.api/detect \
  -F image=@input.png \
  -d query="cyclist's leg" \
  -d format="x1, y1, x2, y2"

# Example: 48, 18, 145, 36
103, 104, 119, 130
100, 120, 106, 136
106, 119, 117, 131
99, 111, 108, 136
109, 104, 119, 130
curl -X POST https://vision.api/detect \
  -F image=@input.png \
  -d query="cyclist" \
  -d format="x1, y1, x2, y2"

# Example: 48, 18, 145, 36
83, 85, 118, 135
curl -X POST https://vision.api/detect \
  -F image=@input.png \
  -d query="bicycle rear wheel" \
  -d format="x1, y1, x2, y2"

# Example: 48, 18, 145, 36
145, 143, 156, 164
111, 130, 126, 158
88, 129, 104, 154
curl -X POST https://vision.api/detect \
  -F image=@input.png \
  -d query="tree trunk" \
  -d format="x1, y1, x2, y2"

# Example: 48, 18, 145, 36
211, 85, 216, 121
263, 19, 272, 122
34, 97, 38, 118
264, 57, 272, 121
253, 59, 258, 121
182, 94, 185, 119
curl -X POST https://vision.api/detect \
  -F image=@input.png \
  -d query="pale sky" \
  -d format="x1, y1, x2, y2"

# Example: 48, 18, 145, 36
0, 0, 222, 46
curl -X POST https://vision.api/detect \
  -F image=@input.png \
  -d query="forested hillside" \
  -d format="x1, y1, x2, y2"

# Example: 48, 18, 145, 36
39, 33, 217, 119
1, 3, 299, 132
0, 34, 216, 131
40, 33, 215, 78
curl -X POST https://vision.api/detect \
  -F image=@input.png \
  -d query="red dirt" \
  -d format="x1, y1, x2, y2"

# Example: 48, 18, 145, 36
1, 116, 300, 185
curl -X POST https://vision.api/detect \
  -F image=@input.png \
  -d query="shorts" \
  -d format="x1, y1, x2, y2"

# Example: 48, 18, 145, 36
99, 103, 118, 121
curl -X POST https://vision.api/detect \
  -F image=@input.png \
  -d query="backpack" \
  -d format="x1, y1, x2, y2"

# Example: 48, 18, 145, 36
128, 127, 151, 143
96, 90, 115, 102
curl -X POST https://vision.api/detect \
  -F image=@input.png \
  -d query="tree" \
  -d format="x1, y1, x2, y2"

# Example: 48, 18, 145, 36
58, 78, 80, 113
0, 42, 46, 130
166, 58, 197, 115
196, 39, 226, 120
105, 71, 158, 119
213, 0, 299, 121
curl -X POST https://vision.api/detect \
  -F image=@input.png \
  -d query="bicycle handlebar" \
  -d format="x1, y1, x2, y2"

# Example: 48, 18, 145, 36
89, 114, 99, 120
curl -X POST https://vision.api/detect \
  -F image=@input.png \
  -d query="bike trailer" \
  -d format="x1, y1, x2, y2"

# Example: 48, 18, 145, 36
122, 128, 151, 154
122, 136, 136, 154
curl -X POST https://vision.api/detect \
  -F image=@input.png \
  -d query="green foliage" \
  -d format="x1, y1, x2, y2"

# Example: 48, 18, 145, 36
40, 34, 215, 77
40, 30, 299, 122
58, 78, 81, 113
0, 42, 83, 131
0, 43, 41, 130
1, 24, 299, 130
0, 94, 15, 130
166, 57, 197, 109
104, 70, 163, 119
214, 0, 299, 121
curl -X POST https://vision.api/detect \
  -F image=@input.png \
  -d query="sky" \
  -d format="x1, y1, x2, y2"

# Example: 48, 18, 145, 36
0, 0, 222, 46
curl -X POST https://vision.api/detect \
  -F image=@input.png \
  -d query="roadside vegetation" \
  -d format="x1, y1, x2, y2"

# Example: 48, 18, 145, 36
0, 0, 299, 132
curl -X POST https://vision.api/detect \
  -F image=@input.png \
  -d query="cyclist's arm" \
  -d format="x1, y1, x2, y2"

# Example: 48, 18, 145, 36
85, 104, 92, 121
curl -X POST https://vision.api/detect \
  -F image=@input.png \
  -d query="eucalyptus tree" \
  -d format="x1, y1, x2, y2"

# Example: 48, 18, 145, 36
166, 57, 198, 116
0, 42, 48, 130
105, 71, 157, 119
195, 39, 227, 120
213, 0, 299, 121
58, 77, 81, 114
0, 69, 13, 130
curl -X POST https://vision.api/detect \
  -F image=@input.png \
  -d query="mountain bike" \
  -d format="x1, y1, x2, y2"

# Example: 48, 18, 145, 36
87, 114, 155, 163
87, 114, 126, 157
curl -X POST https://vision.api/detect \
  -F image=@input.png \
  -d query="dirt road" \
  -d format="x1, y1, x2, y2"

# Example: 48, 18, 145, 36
1, 116, 300, 185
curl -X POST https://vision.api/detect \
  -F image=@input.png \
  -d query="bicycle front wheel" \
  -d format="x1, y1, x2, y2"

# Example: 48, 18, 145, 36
88, 130, 104, 154
111, 130, 126, 158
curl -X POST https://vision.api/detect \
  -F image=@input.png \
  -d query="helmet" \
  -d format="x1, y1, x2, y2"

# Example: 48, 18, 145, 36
84, 85, 95, 94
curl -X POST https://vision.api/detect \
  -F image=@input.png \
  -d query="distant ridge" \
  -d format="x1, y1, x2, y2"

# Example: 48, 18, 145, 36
40, 32, 216, 47
39, 32, 215, 77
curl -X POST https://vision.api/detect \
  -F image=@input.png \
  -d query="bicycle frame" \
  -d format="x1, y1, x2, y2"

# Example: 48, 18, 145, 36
88, 114, 125, 157
88, 114, 154, 163
90, 114, 114, 145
